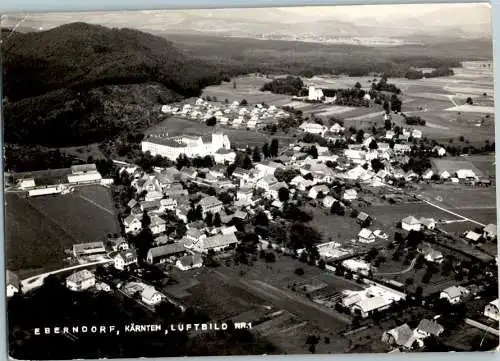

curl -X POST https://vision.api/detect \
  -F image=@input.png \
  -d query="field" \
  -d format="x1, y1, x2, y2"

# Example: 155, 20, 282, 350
146, 115, 277, 148
5, 185, 120, 278
431, 158, 485, 177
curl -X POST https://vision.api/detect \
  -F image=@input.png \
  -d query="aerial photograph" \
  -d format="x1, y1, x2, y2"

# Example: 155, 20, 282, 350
1, 2, 497, 359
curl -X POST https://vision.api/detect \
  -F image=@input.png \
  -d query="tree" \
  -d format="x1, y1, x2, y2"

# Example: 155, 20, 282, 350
265, 252, 276, 263
213, 213, 221, 227
240, 99, 248, 106
330, 201, 345, 216
354, 82, 362, 89
205, 212, 213, 227
309, 145, 318, 159
205, 116, 216, 126
233, 81, 237, 89
243, 155, 253, 169
254, 211, 269, 227
278, 187, 290, 202
262, 143, 271, 158
356, 129, 365, 144
270, 139, 279, 157
195, 205, 203, 220
141, 210, 151, 228
369, 139, 378, 150
422, 272, 432, 284
318, 259, 326, 269
466, 97, 473, 105
405, 278, 414, 286
385, 118, 392, 130
252, 147, 261, 162
371, 158, 384, 173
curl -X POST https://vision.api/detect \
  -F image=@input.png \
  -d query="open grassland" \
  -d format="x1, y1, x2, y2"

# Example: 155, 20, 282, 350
5, 186, 120, 278
146, 115, 275, 148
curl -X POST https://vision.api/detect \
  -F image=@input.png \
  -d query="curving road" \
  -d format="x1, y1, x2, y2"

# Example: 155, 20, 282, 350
21, 259, 113, 293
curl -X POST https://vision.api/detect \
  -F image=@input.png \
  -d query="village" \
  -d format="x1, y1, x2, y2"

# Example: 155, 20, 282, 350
5, 78, 498, 353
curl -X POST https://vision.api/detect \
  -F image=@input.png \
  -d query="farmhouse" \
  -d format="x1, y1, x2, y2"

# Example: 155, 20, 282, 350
6, 270, 20, 298
187, 233, 239, 253
255, 161, 285, 177
72, 242, 106, 258
456, 169, 478, 181
432, 146, 447, 157
439, 285, 469, 304
344, 285, 405, 319
484, 299, 500, 321
113, 249, 138, 270
107, 236, 129, 252
146, 243, 188, 264
322, 195, 336, 208
357, 212, 372, 226
267, 181, 288, 200
66, 270, 96, 291
141, 133, 231, 160
401, 216, 421, 232
422, 170, 434, 180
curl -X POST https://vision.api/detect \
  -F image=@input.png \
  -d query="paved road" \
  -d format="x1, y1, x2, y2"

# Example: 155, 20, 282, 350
211, 266, 351, 331
465, 318, 499, 337
21, 259, 113, 292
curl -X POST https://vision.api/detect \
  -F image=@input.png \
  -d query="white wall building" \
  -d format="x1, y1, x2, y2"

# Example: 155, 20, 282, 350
308, 86, 324, 101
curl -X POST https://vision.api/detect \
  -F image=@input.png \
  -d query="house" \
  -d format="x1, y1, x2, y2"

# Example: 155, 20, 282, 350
351, 296, 394, 318
419, 245, 444, 263
420, 218, 436, 230
456, 169, 477, 181
198, 196, 223, 216
299, 122, 327, 136
267, 181, 288, 200
414, 319, 444, 339
432, 146, 447, 157
176, 254, 203, 271
382, 324, 422, 350
322, 195, 336, 208
358, 228, 376, 243
342, 259, 371, 275
405, 171, 419, 182
141, 286, 163, 305
221, 225, 238, 235
464, 230, 482, 243
344, 149, 366, 164
17, 177, 36, 189
214, 148, 236, 164
357, 212, 372, 226
256, 175, 279, 191
107, 236, 129, 252
422, 170, 434, 180
66, 270, 96, 291
188, 233, 239, 253
160, 198, 178, 212
6, 270, 20, 298
411, 129, 422, 139
483, 224, 497, 240
401, 216, 421, 232
146, 243, 188, 264
385, 130, 396, 140
440, 285, 469, 304
255, 161, 285, 177
113, 249, 138, 271
440, 170, 451, 180
308, 185, 330, 199
72, 242, 107, 258
484, 299, 500, 321
393, 144, 411, 153
343, 189, 358, 201
149, 215, 166, 235
330, 123, 344, 134
127, 199, 138, 209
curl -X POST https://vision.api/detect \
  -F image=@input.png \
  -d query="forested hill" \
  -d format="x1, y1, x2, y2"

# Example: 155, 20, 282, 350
1, 23, 229, 146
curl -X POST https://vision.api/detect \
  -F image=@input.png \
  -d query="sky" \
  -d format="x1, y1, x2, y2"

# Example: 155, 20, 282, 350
0, 2, 492, 37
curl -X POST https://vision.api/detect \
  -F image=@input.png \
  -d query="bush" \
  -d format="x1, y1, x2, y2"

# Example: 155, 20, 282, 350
294, 268, 305, 276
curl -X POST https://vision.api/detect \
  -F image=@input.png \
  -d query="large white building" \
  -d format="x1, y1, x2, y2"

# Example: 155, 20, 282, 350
308, 86, 324, 101
142, 133, 231, 160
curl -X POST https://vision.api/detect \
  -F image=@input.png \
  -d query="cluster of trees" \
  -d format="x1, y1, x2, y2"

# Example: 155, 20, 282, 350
405, 67, 454, 79
371, 76, 401, 94
4, 145, 81, 172
404, 115, 426, 126
323, 87, 370, 107
260, 76, 305, 96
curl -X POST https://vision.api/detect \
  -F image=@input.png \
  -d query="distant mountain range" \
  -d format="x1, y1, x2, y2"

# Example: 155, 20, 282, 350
0, 5, 492, 46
